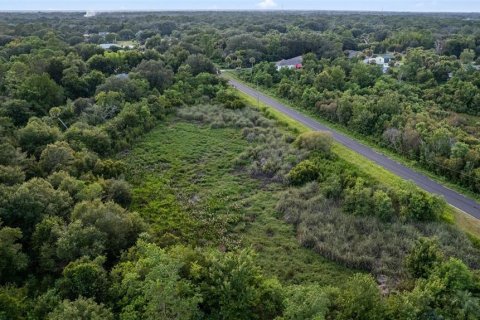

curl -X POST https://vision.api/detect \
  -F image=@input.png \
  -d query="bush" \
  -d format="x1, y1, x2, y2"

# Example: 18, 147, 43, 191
287, 160, 320, 185
281, 285, 332, 320
343, 178, 374, 216
295, 131, 333, 155
372, 190, 395, 222
405, 237, 443, 279
399, 185, 446, 221
331, 274, 385, 320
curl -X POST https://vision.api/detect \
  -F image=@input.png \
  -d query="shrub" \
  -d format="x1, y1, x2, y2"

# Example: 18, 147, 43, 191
372, 190, 395, 222
405, 237, 443, 279
287, 160, 320, 185
282, 285, 333, 320
399, 185, 446, 221
331, 274, 385, 320
295, 131, 333, 155
343, 178, 374, 216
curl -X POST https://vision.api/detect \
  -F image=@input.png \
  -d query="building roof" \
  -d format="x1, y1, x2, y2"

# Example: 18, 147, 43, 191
275, 56, 303, 67
345, 50, 362, 59
99, 43, 120, 50
115, 73, 129, 79
378, 53, 396, 59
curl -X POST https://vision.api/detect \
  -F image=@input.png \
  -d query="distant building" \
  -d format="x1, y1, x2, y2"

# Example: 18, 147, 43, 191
275, 56, 303, 71
115, 73, 129, 79
363, 53, 397, 73
99, 43, 120, 50
84, 11, 96, 17
345, 50, 362, 59
98, 32, 110, 37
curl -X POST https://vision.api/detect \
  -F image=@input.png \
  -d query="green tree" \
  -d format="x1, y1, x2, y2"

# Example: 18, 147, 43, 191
111, 241, 202, 320
351, 63, 382, 88
400, 185, 445, 221
104, 179, 132, 207
64, 122, 111, 155
96, 76, 148, 102
18, 117, 61, 155
56, 221, 107, 265
332, 274, 385, 320
0, 99, 33, 126
185, 54, 216, 75
132, 59, 174, 92
0, 165, 25, 186
57, 257, 109, 302
47, 297, 113, 320
460, 49, 476, 64
87, 54, 118, 75
0, 223, 28, 283
3, 178, 71, 236
39, 141, 75, 175
200, 249, 284, 320
31, 216, 65, 273
0, 286, 28, 320
16, 73, 64, 113
70, 200, 144, 260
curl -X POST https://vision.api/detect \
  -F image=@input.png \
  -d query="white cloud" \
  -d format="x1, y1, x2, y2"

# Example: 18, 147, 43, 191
258, 0, 278, 9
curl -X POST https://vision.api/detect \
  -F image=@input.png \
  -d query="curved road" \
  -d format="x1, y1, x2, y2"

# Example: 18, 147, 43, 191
228, 77, 480, 220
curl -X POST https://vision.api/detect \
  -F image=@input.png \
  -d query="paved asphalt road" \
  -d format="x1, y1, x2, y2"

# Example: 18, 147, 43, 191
228, 77, 480, 220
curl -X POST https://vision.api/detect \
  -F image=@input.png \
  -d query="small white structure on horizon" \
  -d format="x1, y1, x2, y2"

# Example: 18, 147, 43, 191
275, 56, 303, 71
84, 11, 96, 17
99, 43, 120, 50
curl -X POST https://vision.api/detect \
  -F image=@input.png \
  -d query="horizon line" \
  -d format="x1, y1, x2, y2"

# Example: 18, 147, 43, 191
0, 9, 479, 14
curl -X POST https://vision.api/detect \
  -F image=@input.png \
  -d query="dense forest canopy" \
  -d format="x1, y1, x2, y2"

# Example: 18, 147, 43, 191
2, 10, 480, 320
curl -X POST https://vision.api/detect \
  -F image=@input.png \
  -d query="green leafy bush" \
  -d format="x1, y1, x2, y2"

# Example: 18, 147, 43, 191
287, 159, 320, 185
295, 131, 333, 155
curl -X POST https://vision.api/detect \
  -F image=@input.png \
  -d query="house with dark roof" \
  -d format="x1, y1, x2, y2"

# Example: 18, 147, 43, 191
345, 50, 363, 59
275, 56, 303, 71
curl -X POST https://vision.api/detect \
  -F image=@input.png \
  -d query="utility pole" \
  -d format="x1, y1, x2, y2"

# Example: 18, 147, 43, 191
257, 80, 260, 108
249, 57, 260, 107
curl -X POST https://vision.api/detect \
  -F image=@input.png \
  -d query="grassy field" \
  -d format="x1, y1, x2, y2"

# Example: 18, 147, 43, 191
121, 117, 355, 286
232, 81, 480, 239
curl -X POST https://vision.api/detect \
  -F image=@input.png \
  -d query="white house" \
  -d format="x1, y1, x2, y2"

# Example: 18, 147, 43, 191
363, 53, 397, 73
275, 56, 303, 71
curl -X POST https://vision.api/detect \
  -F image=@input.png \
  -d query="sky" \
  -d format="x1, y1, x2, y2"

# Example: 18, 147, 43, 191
1, 0, 479, 12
